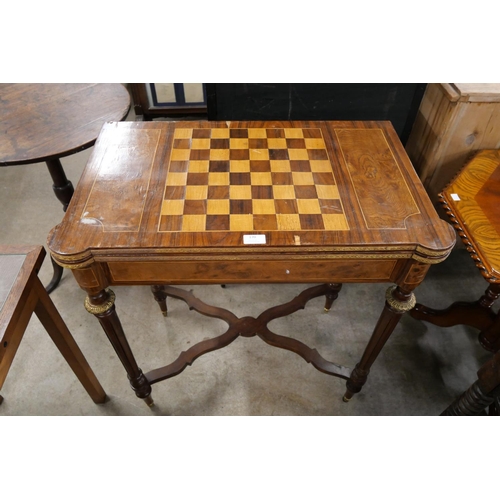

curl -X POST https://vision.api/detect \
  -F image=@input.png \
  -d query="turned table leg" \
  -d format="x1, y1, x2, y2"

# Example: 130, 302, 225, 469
85, 288, 154, 406
343, 285, 416, 402
45, 159, 74, 211
151, 285, 168, 316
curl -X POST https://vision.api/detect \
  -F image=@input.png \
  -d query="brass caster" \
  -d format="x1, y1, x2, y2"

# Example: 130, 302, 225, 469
144, 396, 155, 407
162, 311, 168, 317
342, 395, 351, 403
323, 307, 330, 313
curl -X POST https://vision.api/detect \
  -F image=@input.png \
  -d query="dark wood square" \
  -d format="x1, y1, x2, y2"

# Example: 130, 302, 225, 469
266, 129, 285, 138
173, 139, 191, 149
164, 186, 186, 200
230, 129, 248, 138
249, 160, 271, 172
269, 149, 289, 160
159, 215, 183, 231
190, 149, 210, 161
294, 185, 318, 199
290, 160, 312, 172
319, 199, 343, 214
184, 200, 207, 215
271, 172, 293, 185
210, 139, 230, 149
286, 138, 306, 149
230, 199, 253, 214
230, 172, 251, 185
230, 149, 250, 160
206, 215, 230, 231
248, 138, 268, 149
299, 214, 325, 230
192, 129, 211, 138
303, 128, 322, 138
313, 172, 336, 185
208, 186, 229, 199
209, 161, 230, 172
274, 199, 298, 214
187, 173, 209, 185
253, 215, 278, 231
251, 186, 274, 199
308, 149, 329, 160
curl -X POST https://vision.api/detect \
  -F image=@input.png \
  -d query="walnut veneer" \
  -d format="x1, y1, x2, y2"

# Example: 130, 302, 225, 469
48, 120, 456, 408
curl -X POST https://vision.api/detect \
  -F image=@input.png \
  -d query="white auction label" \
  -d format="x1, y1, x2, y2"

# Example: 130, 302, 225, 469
451, 193, 461, 201
243, 234, 266, 244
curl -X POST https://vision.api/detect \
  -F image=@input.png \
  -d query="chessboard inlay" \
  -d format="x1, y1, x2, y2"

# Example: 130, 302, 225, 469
159, 128, 349, 232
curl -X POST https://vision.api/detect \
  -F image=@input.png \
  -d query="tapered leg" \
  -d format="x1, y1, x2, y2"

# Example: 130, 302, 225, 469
85, 289, 154, 406
151, 285, 168, 316
324, 283, 342, 312
33, 278, 106, 404
343, 285, 416, 402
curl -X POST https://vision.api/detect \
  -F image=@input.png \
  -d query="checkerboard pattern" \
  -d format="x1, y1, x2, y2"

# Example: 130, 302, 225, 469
159, 128, 349, 232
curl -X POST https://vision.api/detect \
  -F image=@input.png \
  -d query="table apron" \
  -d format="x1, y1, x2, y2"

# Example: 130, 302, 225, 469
103, 258, 401, 285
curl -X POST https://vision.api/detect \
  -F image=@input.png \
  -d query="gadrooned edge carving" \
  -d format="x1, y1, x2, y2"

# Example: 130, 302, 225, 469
438, 193, 498, 283
84, 289, 116, 315
385, 285, 416, 312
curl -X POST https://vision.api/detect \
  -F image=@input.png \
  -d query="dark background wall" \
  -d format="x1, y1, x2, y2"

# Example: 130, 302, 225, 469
206, 83, 427, 145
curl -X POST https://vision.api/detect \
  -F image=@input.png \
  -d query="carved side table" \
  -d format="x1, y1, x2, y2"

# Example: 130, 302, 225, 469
411, 150, 500, 353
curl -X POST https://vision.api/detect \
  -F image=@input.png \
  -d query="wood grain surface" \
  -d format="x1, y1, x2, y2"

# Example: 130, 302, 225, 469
440, 149, 500, 281
48, 120, 455, 273
0, 83, 130, 166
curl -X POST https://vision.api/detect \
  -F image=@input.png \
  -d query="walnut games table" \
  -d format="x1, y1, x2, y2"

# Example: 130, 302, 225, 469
47, 120, 456, 407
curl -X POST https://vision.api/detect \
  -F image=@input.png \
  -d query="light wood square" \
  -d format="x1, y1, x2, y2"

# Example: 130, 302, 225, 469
247, 129, 267, 138
230, 138, 249, 149
209, 173, 229, 185
207, 199, 229, 214
188, 160, 209, 173
304, 138, 326, 149
249, 149, 270, 160
230, 214, 254, 231
267, 138, 287, 149
322, 214, 349, 230
297, 199, 321, 214
284, 129, 304, 139
161, 199, 184, 215
251, 172, 272, 185
211, 128, 230, 138
230, 185, 252, 199
273, 185, 296, 199
253, 199, 276, 214
185, 185, 208, 200
191, 138, 210, 149
210, 149, 230, 161
182, 215, 206, 231
166, 173, 187, 186
270, 160, 291, 172
230, 160, 251, 172
310, 160, 333, 172
292, 172, 315, 185
171, 149, 191, 161
316, 184, 340, 199
288, 149, 309, 160
174, 129, 192, 139
276, 214, 301, 230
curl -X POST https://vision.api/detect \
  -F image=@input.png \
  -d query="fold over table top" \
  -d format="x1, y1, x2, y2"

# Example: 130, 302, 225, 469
48, 120, 455, 267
